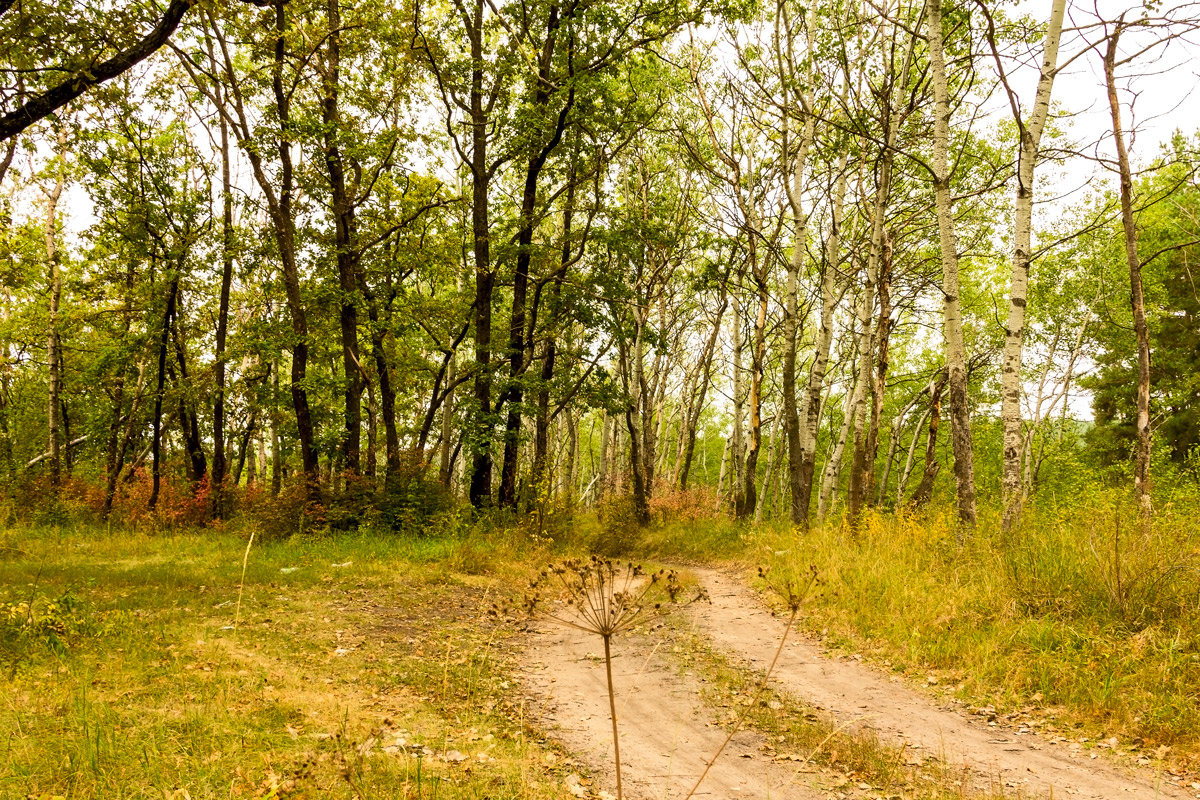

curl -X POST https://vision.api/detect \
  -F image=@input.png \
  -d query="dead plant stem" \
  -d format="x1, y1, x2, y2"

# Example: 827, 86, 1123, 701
603, 632, 624, 800
683, 606, 800, 800
233, 530, 255, 632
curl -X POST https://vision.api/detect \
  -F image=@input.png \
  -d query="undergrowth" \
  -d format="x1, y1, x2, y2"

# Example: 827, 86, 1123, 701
6, 479, 1200, 795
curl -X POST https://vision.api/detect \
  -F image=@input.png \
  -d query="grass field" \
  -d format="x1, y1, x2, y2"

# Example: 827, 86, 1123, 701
642, 490, 1200, 773
4, 489, 1200, 797
0, 523, 580, 799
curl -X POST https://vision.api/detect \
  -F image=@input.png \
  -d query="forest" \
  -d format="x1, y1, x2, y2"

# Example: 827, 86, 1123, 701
1, 0, 1199, 533
4, 0, 1200, 797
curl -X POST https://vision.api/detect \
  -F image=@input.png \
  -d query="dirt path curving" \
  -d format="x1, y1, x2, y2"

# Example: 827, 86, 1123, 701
521, 618, 825, 799
690, 567, 1194, 800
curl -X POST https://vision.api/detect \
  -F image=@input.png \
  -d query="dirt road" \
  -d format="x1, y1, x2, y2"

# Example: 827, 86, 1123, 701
520, 566, 1196, 800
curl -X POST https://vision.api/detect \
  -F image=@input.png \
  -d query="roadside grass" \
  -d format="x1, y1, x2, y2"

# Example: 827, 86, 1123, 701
644, 490, 1200, 771
668, 624, 1005, 800
7, 485, 1200, 797
0, 520, 587, 799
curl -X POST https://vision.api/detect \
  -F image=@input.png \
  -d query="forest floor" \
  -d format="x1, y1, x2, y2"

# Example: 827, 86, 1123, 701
521, 566, 1200, 800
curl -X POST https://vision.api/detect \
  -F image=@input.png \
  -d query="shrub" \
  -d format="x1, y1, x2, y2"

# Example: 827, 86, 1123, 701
240, 479, 310, 539
647, 485, 725, 525
1003, 490, 1200, 630
376, 451, 452, 534
1, 591, 112, 672
3, 474, 103, 527
107, 470, 214, 529
591, 494, 643, 556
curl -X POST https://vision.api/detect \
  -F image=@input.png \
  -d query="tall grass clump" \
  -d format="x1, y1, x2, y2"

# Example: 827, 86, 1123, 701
756, 490, 1200, 756
1003, 489, 1200, 630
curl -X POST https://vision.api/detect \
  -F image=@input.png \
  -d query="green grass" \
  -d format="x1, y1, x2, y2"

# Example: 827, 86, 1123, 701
643, 491, 1200, 771
0, 521, 588, 799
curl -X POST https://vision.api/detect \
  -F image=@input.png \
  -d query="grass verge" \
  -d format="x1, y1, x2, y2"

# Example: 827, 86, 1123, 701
641, 491, 1200, 775
0, 522, 589, 799
668, 624, 1007, 800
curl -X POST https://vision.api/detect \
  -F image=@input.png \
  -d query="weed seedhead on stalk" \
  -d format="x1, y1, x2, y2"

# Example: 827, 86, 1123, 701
525, 556, 695, 638
758, 563, 821, 612
520, 556, 699, 800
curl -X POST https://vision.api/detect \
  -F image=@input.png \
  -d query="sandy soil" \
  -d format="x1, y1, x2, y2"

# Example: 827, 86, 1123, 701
690, 567, 1194, 800
519, 566, 1197, 800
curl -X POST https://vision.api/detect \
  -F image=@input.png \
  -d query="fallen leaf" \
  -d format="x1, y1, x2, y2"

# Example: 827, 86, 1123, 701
565, 773, 587, 798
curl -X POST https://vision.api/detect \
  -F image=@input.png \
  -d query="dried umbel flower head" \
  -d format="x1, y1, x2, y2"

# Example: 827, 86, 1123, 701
520, 557, 706, 800
525, 556, 697, 639
758, 563, 821, 613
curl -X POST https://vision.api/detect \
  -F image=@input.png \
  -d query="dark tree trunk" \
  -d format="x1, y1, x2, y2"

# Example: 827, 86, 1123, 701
531, 158, 578, 497
271, 0, 319, 498
498, 1, 573, 508
149, 275, 178, 510
909, 372, 946, 509
103, 257, 137, 517
740, 273, 768, 520
232, 412, 257, 487
849, 234, 894, 525
323, 0, 362, 475
170, 297, 207, 486
466, 0, 494, 509
365, 380, 377, 479
211, 106, 234, 513
366, 298, 400, 475
865, 236, 894, 498
203, 4, 318, 499
624, 405, 651, 525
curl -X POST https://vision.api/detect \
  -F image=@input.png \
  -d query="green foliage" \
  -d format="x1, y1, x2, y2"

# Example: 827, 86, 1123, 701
590, 495, 645, 556
1081, 138, 1200, 470
1, 590, 115, 672
375, 460, 455, 535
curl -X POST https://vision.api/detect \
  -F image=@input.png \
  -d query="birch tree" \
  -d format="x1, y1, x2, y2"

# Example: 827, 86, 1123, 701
926, 0, 977, 529
986, 0, 1069, 532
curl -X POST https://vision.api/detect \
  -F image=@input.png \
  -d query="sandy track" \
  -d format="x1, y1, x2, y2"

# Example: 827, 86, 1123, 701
691, 568, 1192, 800
521, 619, 824, 799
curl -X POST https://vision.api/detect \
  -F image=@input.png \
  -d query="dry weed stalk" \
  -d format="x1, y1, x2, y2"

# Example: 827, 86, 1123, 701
509, 556, 704, 800
233, 530, 255, 632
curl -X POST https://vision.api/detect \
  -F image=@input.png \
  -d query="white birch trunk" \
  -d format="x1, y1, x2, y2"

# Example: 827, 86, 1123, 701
1000, 0, 1067, 532
927, 0, 977, 530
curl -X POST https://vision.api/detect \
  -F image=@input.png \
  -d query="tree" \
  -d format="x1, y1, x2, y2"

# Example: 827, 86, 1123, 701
985, 0, 1068, 532
181, 1, 322, 500
926, 0, 977, 530
416, 0, 708, 510
0, 0, 276, 142
1082, 138, 1200, 476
